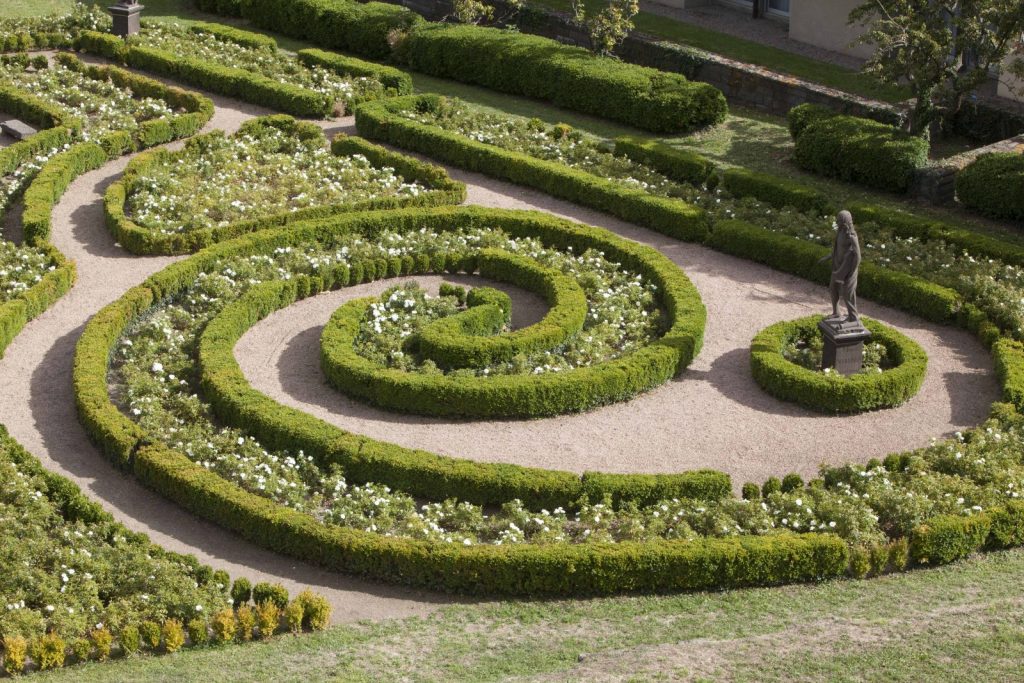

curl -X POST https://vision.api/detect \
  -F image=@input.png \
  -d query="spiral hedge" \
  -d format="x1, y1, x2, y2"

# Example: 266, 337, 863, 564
317, 245, 696, 418
104, 116, 466, 254
750, 316, 928, 413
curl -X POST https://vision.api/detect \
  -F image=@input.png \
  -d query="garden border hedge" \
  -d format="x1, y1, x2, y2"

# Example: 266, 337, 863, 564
318, 243, 675, 418
956, 152, 1024, 223
354, 95, 712, 242
750, 315, 928, 413
103, 116, 465, 254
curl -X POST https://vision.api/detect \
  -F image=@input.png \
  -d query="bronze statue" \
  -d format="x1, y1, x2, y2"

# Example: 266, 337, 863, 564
818, 210, 861, 323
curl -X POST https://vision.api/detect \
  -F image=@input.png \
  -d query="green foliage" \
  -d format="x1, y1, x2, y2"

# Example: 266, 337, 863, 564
354, 96, 712, 242
613, 136, 715, 187
118, 625, 141, 657
138, 622, 160, 651
741, 482, 760, 500
186, 618, 207, 647
284, 601, 304, 635
30, 632, 65, 670
956, 153, 1024, 222
162, 619, 185, 653
106, 121, 463, 255
73, 29, 127, 62
295, 590, 332, 631
252, 583, 289, 609
89, 627, 112, 662
993, 339, 1024, 412
239, 0, 422, 60
210, 610, 236, 645
910, 513, 992, 566
70, 638, 91, 663
296, 48, 412, 95
230, 578, 252, 606
750, 315, 928, 414
2, 636, 27, 676
235, 606, 255, 642
255, 603, 279, 640
394, 24, 727, 134
720, 167, 831, 216
188, 21, 277, 50
781, 473, 804, 493
789, 108, 929, 192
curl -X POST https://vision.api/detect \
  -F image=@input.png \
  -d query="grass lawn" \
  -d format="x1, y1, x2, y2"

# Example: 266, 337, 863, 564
526, 0, 910, 104
33, 548, 1024, 682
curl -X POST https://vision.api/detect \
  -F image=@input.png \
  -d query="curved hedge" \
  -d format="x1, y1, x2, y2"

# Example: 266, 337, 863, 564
413, 250, 587, 370
956, 152, 1024, 222
750, 316, 928, 413
354, 95, 711, 243
789, 104, 929, 193
393, 24, 728, 135
318, 243, 667, 418
104, 118, 465, 255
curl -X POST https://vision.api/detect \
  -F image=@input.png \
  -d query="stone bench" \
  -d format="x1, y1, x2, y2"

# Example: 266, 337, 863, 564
1, 119, 39, 141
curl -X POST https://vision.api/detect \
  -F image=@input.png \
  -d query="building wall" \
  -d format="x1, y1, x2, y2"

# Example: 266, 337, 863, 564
998, 56, 1024, 104
787, 0, 873, 60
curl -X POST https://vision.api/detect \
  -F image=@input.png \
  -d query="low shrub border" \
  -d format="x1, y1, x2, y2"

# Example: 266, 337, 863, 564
750, 315, 928, 413
318, 245, 665, 418
956, 152, 1024, 222
296, 48, 413, 96
393, 24, 728, 135
77, 206, 722, 511
788, 104, 929, 193
354, 95, 712, 243
104, 120, 465, 255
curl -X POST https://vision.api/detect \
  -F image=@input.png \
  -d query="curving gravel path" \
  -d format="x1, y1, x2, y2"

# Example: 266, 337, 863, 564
0, 70, 1000, 623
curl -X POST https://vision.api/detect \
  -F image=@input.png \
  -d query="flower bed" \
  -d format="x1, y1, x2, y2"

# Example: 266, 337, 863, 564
750, 316, 928, 413
0, 4, 108, 52
105, 115, 464, 254
72, 206, 1024, 596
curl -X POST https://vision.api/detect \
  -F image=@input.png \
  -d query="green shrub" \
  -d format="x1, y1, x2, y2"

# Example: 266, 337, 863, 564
119, 624, 141, 657
354, 96, 712, 244
613, 136, 715, 186
71, 637, 91, 663
73, 29, 127, 62
987, 501, 1024, 549
790, 109, 929, 193
210, 609, 237, 645
139, 621, 161, 650
787, 103, 833, 139
781, 473, 804, 493
720, 167, 832, 215
235, 606, 256, 642
90, 627, 112, 662
847, 545, 871, 578
2, 636, 27, 676
993, 339, 1024, 412
256, 602, 280, 640
956, 152, 1024, 221
230, 577, 252, 606
762, 477, 782, 497
186, 618, 207, 647
295, 590, 332, 631
910, 513, 991, 565
284, 601, 304, 635
252, 582, 289, 609
741, 482, 760, 500
162, 619, 185, 653
394, 24, 727, 134
239, 0, 421, 60
750, 316, 928, 414
188, 21, 277, 50
30, 632, 65, 670
297, 48, 412, 94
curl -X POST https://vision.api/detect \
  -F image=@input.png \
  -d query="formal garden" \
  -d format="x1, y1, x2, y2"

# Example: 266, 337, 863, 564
1, 0, 1024, 679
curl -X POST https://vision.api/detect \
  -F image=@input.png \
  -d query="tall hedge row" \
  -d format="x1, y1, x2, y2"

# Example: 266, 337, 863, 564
956, 153, 1024, 222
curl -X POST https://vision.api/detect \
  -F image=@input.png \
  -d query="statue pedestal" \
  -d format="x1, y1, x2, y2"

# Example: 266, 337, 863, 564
818, 318, 871, 376
109, 3, 144, 38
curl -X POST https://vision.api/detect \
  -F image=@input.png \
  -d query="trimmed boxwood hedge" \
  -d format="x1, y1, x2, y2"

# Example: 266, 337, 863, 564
750, 315, 928, 413
354, 95, 712, 242
412, 249, 587, 370
613, 136, 716, 187
394, 24, 727, 135
788, 104, 929, 193
956, 152, 1024, 222
296, 48, 413, 95
104, 117, 465, 255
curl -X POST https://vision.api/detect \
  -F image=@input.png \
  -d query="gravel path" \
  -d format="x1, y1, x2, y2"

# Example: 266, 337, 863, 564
0, 76, 999, 623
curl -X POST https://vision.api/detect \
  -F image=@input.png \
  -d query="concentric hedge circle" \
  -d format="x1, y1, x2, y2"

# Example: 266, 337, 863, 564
751, 315, 927, 413
318, 246, 677, 418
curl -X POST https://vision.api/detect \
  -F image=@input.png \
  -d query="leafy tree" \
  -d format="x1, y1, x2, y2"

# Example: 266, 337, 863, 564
850, 0, 1024, 138
448, 0, 523, 26
571, 0, 640, 56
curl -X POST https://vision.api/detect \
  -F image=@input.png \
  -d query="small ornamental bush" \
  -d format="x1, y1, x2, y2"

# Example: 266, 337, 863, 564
956, 152, 1024, 222
284, 601, 304, 635
781, 473, 804, 493
230, 578, 252, 606
256, 603, 280, 641
2, 636, 27, 676
30, 632, 65, 671
252, 582, 289, 609
235, 606, 256, 642
71, 637, 92, 663
186, 618, 208, 647
90, 627, 112, 662
139, 621, 161, 651
296, 590, 332, 631
119, 624, 141, 657
210, 609, 237, 645
162, 619, 185, 653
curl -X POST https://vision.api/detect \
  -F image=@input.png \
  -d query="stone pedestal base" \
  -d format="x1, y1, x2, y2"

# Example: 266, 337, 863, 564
818, 318, 872, 376
109, 4, 143, 38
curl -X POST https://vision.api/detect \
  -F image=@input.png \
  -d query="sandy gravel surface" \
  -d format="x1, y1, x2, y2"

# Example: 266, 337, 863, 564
0, 70, 999, 623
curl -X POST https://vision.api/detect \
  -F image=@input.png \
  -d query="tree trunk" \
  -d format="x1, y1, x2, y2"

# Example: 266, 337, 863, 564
907, 85, 936, 140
